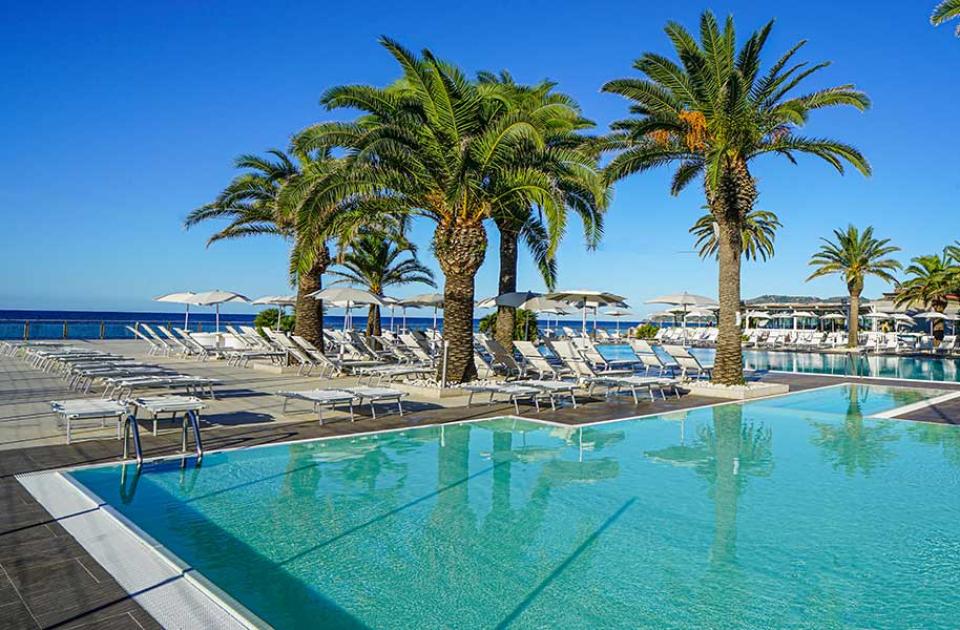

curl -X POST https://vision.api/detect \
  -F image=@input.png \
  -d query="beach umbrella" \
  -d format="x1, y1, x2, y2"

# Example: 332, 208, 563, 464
821, 312, 846, 332
604, 308, 634, 335
477, 291, 541, 309
544, 289, 628, 335
400, 292, 444, 332
154, 291, 200, 329
864, 311, 891, 333
914, 311, 947, 335
381, 295, 401, 332
311, 287, 385, 331
744, 310, 769, 328
646, 292, 716, 342
192, 290, 250, 332
787, 310, 818, 331
252, 294, 297, 330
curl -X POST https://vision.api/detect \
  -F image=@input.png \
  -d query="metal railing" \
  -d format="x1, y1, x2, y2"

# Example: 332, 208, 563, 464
0, 319, 221, 341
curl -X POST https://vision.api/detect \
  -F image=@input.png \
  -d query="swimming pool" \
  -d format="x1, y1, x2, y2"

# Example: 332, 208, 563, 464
64, 384, 960, 628
598, 344, 960, 383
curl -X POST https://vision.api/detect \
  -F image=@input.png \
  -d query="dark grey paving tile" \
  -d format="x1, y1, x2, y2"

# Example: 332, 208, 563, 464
0, 598, 40, 630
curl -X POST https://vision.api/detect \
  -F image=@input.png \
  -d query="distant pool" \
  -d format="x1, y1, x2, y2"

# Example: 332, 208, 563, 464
69, 384, 960, 628
597, 345, 960, 383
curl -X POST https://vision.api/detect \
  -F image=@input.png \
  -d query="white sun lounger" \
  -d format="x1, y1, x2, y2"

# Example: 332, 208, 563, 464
51, 399, 128, 444
462, 383, 545, 413
341, 387, 407, 419
277, 389, 360, 423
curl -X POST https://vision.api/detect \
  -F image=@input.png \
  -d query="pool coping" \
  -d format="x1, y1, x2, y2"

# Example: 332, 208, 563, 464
14, 380, 956, 628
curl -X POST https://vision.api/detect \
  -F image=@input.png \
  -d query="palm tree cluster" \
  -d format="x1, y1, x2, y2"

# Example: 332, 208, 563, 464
895, 243, 960, 341
188, 38, 607, 383
186, 10, 953, 385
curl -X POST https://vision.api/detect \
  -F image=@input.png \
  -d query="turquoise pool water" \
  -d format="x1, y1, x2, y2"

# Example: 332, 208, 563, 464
597, 345, 960, 382
70, 385, 960, 628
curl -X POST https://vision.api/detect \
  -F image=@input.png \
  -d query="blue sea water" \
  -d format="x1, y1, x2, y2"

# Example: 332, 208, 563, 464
0, 309, 644, 340
70, 384, 960, 629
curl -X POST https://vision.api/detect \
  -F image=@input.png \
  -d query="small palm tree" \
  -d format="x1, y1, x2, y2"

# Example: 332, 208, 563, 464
328, 231, 435, 337
602, 11, 870, 384
806, 226, 901, 348
294, 38, 585, 383
932, 0, 960, 34
895, 251, 959, 341
185, 150, 333, 348
689, 208, 781, 261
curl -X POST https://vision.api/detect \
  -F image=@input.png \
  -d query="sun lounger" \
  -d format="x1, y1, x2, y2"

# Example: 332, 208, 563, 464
277, 389, 360, 423
462, 382, 545, 413
51, 398, 128, 444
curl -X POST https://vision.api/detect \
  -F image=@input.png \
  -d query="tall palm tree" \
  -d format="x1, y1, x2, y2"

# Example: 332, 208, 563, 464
602, 12, 870, 384
293, 38, 583, 383
476, 71, 608, 349
932, 0, 960, 34
895, 251, 959, 341
689, 208, 781, 261
806, 225, 901, 348
327, 230, 435, 336
184, 149, 332, 348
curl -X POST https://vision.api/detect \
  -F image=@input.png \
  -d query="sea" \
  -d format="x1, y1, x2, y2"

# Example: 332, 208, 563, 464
0, 309, 648, 341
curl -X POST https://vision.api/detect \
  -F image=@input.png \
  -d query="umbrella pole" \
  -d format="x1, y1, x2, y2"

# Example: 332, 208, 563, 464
581, 305, 587, 337
276, 305, 282, 331
184, 305, 190, 330
215, 305, 220, 333
433, 306, 438, 334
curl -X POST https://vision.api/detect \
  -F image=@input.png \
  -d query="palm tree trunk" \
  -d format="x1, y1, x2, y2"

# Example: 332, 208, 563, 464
434, 223, 488, 384
294, 245, 330, 351
847, 287, 861, 349
707, 161, 755, 386
715, 218, 745, 385
494, 221, 519, 350
366, 305, 381, 337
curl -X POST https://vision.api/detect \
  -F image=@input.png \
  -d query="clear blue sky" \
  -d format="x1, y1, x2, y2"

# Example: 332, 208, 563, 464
1, 1, 957, 318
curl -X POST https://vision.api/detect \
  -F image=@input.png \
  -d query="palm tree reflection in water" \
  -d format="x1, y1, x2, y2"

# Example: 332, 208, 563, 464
809, 384, 899, 476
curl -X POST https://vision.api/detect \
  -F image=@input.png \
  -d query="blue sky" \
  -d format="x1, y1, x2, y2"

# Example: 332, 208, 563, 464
1, 1, 957, 319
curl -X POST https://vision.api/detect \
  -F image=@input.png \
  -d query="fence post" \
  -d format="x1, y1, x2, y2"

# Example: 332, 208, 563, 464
24, 321, 30, 341
63, 321, 68, 339
100, 321, 105, 339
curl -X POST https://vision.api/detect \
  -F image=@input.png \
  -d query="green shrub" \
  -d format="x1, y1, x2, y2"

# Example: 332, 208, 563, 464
254, 308, 295, 333
634, 323, 659, 339
478, 308, 539, 341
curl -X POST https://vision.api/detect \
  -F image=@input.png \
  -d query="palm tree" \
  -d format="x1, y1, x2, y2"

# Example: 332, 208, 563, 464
327, 230, 435, 336
184, 149, 333, 348
602, 12, 870, 384
293, 38, 582, 383
689, 208, 781, 261
476, 71, 608, 349
932, 0, 960, 34
895, 251, 959, 341
806, 226, 901, 348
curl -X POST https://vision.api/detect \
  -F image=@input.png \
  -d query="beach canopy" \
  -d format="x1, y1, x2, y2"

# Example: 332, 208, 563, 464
310, 287, 385, 331
309, 286, 385, 306
154, 291, 200, 328
189, 290, 249, 332
398, 292, 444, 331
518, 296, 574, 312
252, 294, 297, 330
604, 308, 633, 317
787, 311, 818, 318
645, 292, 716, 308
544, 289, 628, 334
252, 294, 297, 306
821, 313, 846, 320
477, 291, 541, 309
914, 311, 947, 319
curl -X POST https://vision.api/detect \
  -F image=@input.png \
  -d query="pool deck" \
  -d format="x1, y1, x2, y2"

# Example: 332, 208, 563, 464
1, 340, 958, 629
